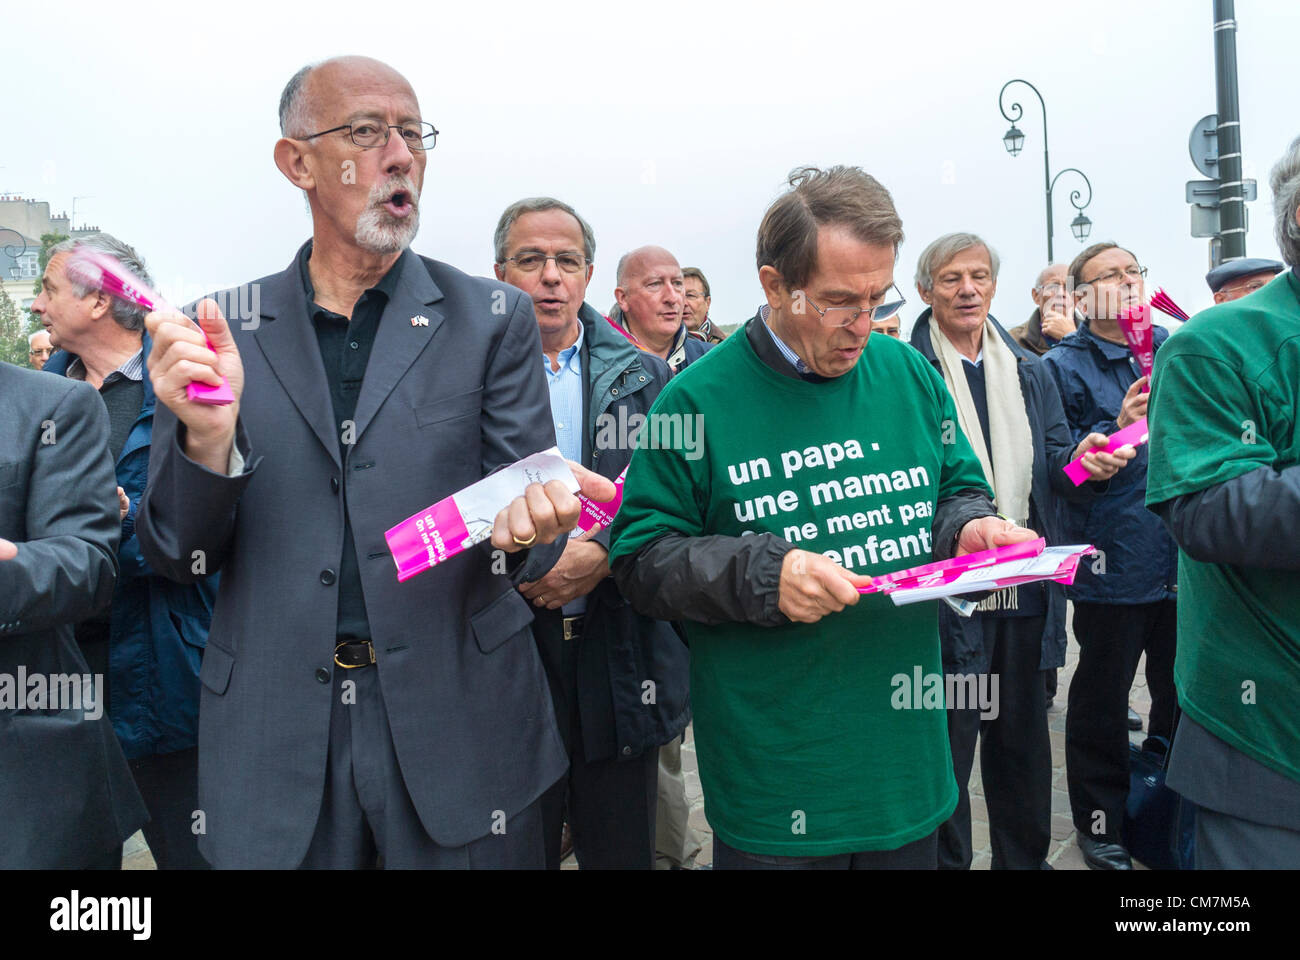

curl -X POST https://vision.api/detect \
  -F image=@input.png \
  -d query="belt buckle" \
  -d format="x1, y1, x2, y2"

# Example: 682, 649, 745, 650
334, 639, 375, 669
562, 616, 583, 642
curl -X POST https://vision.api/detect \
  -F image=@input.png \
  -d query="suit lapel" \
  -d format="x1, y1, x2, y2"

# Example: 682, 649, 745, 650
351, 252, 444, 444
253, 259, 342, 468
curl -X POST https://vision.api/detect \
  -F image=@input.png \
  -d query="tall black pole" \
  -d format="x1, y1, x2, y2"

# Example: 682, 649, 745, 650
1213, 0, 1246, 260
1042, 108, 1054, 263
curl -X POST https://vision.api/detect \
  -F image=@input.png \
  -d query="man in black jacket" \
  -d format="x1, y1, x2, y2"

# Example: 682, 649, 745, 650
909, 232, 1129, 870
494, 197, 690, 868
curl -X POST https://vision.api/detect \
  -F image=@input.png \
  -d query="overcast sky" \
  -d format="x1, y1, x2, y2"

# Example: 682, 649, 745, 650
4, 0, 1296, 333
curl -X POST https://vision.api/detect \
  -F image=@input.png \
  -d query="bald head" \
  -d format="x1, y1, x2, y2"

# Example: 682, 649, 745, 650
279, 56, 417, 138
613, 245, 686, 357
616, 245, 679, 287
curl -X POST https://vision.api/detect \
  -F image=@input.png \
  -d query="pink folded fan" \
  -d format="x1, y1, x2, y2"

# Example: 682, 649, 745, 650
65, 247, 234, 405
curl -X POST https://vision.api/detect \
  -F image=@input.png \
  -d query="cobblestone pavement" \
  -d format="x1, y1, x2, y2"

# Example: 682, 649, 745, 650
124, 607, 1153, 870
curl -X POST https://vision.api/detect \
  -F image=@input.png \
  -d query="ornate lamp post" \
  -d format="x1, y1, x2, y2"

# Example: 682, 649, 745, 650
998, 78, 1095, 262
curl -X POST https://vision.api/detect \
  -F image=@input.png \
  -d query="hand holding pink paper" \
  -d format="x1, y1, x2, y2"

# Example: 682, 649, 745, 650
1062, 417, 1148, 486
66, 247, 235, 405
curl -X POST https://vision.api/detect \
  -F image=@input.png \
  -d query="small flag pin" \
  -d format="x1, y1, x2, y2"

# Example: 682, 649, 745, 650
410, 315, 429, 327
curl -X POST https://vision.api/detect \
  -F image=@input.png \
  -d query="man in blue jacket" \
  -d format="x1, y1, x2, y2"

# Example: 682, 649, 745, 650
909, 232, 1128, 870
1042, 241, 1179, 871
494, 198, 690, 868
35, 233, 215, 868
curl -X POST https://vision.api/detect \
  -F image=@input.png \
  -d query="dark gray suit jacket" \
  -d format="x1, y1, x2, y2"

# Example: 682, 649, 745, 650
0, 362, 148, 867
136, 245, 567, 868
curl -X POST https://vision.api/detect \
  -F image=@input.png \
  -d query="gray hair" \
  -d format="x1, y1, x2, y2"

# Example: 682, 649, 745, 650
50, 233, 154, 332
279, 63, 318, 138
914, 232, 1001, 293
1270, 134, 1300, 266
28, 329, 48, 347
493, 197, 596, 264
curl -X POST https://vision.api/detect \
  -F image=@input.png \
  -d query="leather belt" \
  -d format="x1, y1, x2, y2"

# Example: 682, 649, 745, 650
334, 638, 376, 669
562, 615, 585, 642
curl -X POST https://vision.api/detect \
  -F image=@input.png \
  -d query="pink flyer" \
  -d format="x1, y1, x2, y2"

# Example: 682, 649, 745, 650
1062, 418, 1149, 486
384, 447, 578, 581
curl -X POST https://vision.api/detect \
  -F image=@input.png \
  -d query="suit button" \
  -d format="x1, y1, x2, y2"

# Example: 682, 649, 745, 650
330, 477, 340, 494
320, 569, 336, 585
315, 667, 330, 684
621, 746, 632, 756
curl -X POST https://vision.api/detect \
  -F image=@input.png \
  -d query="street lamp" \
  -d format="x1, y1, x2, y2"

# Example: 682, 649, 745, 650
998, 78, 1096, 262
1, 227, 27, 280
1002, 125, 1025, 157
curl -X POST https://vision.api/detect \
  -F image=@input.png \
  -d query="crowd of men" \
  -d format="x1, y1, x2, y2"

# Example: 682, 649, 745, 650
2, 54, 1297, 870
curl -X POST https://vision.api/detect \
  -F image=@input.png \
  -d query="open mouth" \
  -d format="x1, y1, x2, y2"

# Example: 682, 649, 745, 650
382, 190, 414, 218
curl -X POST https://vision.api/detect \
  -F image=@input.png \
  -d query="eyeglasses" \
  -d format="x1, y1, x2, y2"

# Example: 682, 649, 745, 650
29, 347, 52, 358
1081, 266, 1147, 286
801, 285, 906, 328
502, 252, 589, 274
296, 118, 439, 151
1036, 282, 1067, 295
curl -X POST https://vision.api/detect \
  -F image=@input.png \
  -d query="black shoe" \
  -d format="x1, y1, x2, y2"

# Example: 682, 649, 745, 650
1128, 707, 1143, 731
1077, 834, 1133, 870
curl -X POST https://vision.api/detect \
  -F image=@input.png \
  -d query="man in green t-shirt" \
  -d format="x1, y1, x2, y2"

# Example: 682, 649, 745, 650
1145, 136, 1300, 869
608, 166, 1045, 868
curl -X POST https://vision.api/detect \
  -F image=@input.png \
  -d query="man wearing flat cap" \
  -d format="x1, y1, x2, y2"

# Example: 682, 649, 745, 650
1206, 257, 1284, 304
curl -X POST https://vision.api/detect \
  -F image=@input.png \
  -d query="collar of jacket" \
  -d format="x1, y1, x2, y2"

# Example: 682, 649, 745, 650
1058, 317, 1137, 361
246, 240, 444, 468
44, 332, 158, 421
610, 309, 694, 367
1023, 308, 1049, 351
579, 302, 660, 446
908, 307, 1029, 367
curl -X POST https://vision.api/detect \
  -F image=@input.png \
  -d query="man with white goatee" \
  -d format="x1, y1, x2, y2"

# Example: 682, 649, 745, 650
136, 55, 613, 869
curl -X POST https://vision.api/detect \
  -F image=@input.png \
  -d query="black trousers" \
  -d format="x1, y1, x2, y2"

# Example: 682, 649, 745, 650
1066, 599, 1178, 841
533, 609, 658, 870
939, 614, 1052, 870
129, 747, 208, 869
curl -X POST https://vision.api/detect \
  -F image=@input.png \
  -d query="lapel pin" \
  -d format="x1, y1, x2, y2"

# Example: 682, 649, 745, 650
410, 315, 429, 327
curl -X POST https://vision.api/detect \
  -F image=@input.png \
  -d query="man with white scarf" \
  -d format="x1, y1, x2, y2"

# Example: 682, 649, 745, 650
908, 232, 1132, 869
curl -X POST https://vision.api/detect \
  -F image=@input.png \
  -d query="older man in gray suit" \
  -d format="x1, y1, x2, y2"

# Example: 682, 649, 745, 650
136, 55, 612, 869
0, 363, 148, 868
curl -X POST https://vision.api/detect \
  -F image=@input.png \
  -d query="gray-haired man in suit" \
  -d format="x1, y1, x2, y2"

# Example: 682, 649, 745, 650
136, 55, 613, 868
0, 362, 148, 868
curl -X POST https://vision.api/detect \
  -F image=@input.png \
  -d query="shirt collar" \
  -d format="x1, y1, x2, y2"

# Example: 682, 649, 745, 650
67, 346, 144, 384
546, 320, 584, 374
1079, 318, 1136, 359
758, 303, 811, 374
297, 239, 406, 316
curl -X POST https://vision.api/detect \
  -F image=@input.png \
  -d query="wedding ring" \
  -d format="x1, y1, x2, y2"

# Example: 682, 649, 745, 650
512, 531, 537, 547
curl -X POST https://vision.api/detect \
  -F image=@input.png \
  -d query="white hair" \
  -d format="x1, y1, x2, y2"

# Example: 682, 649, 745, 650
1270, 134, 1300, 267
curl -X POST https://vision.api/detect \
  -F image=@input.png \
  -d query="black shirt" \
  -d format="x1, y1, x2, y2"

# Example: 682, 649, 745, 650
297, 241, 405, 643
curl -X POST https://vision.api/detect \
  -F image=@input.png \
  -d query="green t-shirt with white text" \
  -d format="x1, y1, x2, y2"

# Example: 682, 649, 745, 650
609, 325, 993, 855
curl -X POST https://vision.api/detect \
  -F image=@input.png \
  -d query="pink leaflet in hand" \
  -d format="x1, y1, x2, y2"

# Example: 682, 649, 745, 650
1061, 417, 1149, 486
65, 247, 235, 405
857, 538, 1046, 594
576, 465, 626, 533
